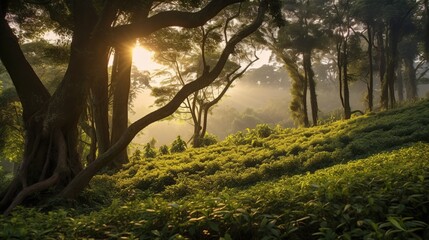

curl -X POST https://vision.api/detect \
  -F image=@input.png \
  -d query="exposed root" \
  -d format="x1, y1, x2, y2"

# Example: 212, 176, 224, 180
3, 173, 60, 216
19, 133, 41, 188
351, 110, 365, 116
0, 178, 21, 212
2, 130, 71, 215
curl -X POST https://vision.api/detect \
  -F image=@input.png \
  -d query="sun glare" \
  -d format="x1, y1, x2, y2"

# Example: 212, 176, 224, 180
132, 46, 161, 72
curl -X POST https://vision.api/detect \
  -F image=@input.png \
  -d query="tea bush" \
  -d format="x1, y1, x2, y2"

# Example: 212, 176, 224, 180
1, 100, 429, 239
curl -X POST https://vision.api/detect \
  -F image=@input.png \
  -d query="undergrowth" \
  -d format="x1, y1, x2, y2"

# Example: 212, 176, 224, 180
1, 100, 429, 239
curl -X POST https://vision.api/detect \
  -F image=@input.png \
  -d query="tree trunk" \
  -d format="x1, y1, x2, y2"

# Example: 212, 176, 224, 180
304, 52, 318, 125
281, 54, 309, 127
90, 47, 111, 155
386, 19, 400, 109
110, 41, 133, 168
190, 91, 203, 148
367, 24, 374, 112
396, 60, 404, 102
0, 121, 82, 215
302, 65, 310, 128
403, 57, 417, 100
342, 40, 351, 119
0, 0, 108, 214
0, 8, 50, 121
79, 104, 97, 164
424, 0, 429, 58
377, 29, 388, 110
337, 42, 344, 110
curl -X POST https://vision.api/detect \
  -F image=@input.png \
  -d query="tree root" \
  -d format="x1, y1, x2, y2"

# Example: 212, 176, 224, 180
3, 173, 60, 216
2, 130, 70, 215
0, 178, 21, 212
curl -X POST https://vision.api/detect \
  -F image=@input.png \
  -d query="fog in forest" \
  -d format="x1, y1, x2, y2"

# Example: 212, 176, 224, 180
130, 65, 378, 146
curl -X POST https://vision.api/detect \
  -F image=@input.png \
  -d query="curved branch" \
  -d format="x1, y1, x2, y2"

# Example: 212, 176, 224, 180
60, 0, 268, 199
224, 3, 242, 43
110, 0, 243, 43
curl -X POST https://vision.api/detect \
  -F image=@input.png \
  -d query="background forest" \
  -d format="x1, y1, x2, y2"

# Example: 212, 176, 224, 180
1, 0, 429, 238
2, 0, 429, 165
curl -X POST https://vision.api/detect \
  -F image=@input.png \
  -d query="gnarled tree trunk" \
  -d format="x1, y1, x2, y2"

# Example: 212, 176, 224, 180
0, 0, 269, 215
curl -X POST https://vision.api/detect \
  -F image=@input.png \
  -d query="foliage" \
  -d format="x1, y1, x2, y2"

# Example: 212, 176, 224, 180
0, 166, 12, 194
159, 145, 170, 155
1, 100, 429, 238
199, 133, 218, 147
0, 93, 24, 163
171, 136, 187, 153
130, 149, 142, 162
144, 143, 156, 159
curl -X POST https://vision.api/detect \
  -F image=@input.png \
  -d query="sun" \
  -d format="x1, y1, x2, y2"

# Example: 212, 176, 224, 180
132, 45, 161, 72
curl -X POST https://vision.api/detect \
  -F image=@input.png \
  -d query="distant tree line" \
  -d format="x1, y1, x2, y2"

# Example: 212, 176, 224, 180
259, 0, 429, 126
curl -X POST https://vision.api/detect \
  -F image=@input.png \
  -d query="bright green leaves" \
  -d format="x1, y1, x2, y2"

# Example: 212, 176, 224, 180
2, 100, 429, 238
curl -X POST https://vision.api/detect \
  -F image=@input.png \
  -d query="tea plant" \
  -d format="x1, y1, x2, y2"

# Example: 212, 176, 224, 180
1, 100, 429, 239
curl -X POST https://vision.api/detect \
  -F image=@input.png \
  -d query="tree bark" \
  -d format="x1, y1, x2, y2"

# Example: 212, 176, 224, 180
110, 41, 133, 168
0, 9, 50, 121
396, 60, 404, 102
342, 39, 351, 119
366, 24, 374, 112
403, 57, 418, 100
377, 29, 388, 110
0, 0, 110, 214
304, 52, 318, 125
385, 19, 400, 109
90, 48, 111, 156
277, 53, 309, 127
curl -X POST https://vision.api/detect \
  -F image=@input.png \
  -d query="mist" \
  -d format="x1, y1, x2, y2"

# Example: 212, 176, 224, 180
129, 74, 373, 147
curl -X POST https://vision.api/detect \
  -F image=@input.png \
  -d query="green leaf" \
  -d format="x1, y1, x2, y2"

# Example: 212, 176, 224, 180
387, 217, 406, 231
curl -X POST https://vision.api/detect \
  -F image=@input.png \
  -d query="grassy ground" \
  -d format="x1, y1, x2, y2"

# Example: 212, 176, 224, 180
1, 100, 429, 239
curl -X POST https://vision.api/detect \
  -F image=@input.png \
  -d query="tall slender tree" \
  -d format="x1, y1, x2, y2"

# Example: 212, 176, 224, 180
261, 0, 328, 126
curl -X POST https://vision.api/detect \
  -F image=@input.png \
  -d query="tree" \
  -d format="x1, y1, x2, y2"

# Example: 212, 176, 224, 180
330, 0, 356, 119
0, 0, 276, 215
110, 40, 134, 168
261, 0, 328, 126
151, 10, 260, 147
399, 36, 419, 100
379, 0, 416, 109
351, 0, 383, 112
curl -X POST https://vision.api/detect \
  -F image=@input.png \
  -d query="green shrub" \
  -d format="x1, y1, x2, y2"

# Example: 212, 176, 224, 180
2, 100, 429, 239
199, 133, 218, 147
171, 136, 187, 153
144, 143, 156, 158
159, 145, 169, 155
130, 149, 142, 161
304, 151, 332, 170
255, 124, 273, 138
225, 131, 249, 145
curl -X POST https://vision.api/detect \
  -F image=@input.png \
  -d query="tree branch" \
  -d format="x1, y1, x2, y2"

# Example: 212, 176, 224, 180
109, 0, 243, 44
60, 0, 268, 199
0, 13, 50, 121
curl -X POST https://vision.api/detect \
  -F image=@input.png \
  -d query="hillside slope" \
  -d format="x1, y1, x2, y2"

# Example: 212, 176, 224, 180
1, 100, 429, 239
